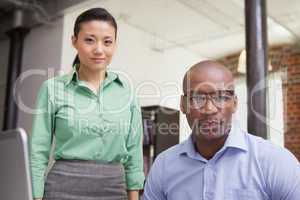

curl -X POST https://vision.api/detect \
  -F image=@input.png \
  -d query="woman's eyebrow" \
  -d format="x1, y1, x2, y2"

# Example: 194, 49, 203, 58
84, 33, 96, 38
83, 34, 114, 40
103, 36, 113, 39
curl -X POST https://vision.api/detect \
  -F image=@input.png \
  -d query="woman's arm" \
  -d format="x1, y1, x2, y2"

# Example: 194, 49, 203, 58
123, 96, 145, 194
30, 81, 54, 199
127, 190, 139, 200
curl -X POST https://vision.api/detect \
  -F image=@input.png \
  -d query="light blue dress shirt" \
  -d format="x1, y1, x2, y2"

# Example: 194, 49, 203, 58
143, 123, 300, 200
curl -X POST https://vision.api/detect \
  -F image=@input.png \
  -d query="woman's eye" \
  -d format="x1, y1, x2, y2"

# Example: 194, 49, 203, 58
84, 38, 94, 43
104, 40, 113, 45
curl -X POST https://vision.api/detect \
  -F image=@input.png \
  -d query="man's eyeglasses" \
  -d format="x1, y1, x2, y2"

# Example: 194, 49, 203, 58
183, 90, 235, 109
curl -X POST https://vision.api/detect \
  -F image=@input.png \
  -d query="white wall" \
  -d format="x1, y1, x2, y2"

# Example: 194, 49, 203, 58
61, 3, 205, 142
17, 18, 64, 134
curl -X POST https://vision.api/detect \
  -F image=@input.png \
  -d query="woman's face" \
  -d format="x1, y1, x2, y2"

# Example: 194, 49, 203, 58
72, 20, 116, 72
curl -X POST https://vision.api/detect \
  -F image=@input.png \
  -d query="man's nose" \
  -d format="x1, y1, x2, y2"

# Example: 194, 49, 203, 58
200, 98, 218, 114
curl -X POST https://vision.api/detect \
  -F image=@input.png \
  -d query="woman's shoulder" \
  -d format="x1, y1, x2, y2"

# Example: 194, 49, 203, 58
37, 74, 72, 97
40, 73, 72, 87
107, 71, 139, 105
107, 71, 131, 89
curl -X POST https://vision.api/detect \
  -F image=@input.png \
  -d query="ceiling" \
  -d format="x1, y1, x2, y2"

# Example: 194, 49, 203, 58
0, 0, 300, 58
97, 0, 300, 58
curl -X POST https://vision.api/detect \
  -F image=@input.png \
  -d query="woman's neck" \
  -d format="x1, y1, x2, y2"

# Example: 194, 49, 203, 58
77, 64, 106, 93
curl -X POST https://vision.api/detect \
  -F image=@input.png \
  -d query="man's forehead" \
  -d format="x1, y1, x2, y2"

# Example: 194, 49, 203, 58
185, 79, 235, 93
182, 60, 235, 93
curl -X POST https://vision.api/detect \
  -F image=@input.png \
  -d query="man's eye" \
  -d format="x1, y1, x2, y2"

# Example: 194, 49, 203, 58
216, 95, 230, 101
192, 96, 206, 102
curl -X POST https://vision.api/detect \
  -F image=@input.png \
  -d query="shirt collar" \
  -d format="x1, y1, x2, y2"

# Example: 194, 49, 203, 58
223, 121, 248, 152
178, 135, 197, 157
66, 66, 79, 85
179, 121, 248, 157
65, 65, 124, 87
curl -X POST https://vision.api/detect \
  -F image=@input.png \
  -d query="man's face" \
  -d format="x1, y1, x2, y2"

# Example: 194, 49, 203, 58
181, 72, 237, 140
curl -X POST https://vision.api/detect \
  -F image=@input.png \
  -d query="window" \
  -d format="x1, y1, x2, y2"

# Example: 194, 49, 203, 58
234, 72, 284, 146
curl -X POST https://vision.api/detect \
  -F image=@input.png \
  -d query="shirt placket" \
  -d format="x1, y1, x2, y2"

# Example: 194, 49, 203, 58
203, 162, 215, 200
93, 86, 106, 159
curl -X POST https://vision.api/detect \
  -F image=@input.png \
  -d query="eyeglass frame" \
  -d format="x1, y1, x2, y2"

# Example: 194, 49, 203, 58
182, 90, 235, 109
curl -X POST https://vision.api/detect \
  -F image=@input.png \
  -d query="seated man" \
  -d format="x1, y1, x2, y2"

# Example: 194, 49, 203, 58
143, 60, 300, 200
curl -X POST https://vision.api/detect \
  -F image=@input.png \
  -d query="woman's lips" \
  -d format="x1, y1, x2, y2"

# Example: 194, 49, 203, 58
91, 58, 105, 63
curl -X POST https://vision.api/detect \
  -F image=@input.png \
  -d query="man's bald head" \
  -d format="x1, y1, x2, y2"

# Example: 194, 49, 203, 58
183, 60, 234, 93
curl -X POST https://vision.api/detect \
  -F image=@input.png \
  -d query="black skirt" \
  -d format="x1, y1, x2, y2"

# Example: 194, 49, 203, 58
43, 159, 128, 200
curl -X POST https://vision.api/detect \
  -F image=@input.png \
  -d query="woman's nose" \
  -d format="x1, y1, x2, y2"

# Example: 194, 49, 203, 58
94, 43, 104, 54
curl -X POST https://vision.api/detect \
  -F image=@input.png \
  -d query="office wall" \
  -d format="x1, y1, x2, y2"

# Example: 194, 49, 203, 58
17, 18, 64, 134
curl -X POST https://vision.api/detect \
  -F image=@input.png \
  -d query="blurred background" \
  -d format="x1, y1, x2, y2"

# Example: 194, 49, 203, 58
0, 0, 299, 161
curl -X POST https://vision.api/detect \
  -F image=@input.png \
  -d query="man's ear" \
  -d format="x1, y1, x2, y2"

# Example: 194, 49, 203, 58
180, 95, 186, 114
232, 95, 238, 113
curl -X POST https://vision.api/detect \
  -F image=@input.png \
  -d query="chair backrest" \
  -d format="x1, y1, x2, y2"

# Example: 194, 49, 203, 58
0, 128, 33, 200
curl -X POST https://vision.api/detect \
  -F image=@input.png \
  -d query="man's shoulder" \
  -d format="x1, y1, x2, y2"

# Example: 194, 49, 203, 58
155, 141, 186, 164
246, 132, 286, 154
245, 132, 298, 166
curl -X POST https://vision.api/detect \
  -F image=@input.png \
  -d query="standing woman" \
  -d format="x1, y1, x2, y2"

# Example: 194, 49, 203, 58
30, 7, 144, 200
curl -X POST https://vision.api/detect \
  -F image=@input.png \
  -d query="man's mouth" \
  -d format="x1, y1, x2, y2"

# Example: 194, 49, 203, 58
196, 120, 225, 135
200, 120, 221, 127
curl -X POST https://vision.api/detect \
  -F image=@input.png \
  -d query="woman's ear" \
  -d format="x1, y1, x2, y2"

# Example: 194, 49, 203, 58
72, 36, 77, 49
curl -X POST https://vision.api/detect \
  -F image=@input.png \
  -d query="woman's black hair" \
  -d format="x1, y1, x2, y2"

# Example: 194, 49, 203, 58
72, 7, 117, 67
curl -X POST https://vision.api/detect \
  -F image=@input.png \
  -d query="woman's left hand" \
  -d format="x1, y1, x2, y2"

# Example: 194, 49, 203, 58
127, 190, 139, 200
